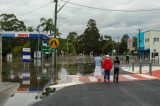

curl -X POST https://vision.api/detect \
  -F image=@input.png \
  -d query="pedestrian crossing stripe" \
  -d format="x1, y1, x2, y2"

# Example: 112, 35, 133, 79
89, 76, 97, 82
79, 74, 159, 83
122, 75, 138, 80
137, 74, 157, 79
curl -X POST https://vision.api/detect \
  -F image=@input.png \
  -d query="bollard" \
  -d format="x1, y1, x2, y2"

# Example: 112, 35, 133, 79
139, 61, 142, 74
132, 61, 134, 72
149, 62, 152, 75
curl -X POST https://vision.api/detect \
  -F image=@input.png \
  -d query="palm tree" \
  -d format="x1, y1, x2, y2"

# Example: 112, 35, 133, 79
38, 17, 59, 36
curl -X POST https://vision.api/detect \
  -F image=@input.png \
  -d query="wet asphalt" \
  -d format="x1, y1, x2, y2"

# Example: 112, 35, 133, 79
32, 80, 160, 106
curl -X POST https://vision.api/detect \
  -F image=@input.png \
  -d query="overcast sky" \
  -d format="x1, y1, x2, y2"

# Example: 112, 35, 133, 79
0, 0, 160, 39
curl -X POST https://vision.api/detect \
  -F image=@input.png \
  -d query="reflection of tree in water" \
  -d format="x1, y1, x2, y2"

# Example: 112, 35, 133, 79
77, 63, 94, 75
59, 63, 94, 75
2, 58, 52, 90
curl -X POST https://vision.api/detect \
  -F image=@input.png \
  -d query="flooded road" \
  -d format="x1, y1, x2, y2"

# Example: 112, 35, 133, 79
2, 56, 95, 91
2, 56, 94, 106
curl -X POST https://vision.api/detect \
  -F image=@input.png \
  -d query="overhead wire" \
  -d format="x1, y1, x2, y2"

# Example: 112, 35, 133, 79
17, 1, 54, 16
61, 0, 160, 12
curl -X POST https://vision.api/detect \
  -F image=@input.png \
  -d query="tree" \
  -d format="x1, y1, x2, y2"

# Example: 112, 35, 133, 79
132, 36, 137, 49
0, 14, 26, 31
82, 19, 101, 54
102, 35, 115, 54
38, 17, 59, 36
26, 26, 34, 32
67, 32, 78, 54
119, 34, 129, 55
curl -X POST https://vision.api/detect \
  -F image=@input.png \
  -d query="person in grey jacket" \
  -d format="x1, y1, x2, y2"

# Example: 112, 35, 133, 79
113, 56, 120, 82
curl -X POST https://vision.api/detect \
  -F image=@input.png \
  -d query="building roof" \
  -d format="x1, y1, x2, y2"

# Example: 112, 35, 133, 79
0, 32, 50, 39
144, 30, 160, 33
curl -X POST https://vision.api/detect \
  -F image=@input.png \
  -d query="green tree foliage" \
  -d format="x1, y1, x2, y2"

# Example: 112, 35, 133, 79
0, 14, 26, 31
26, 26, 34, 32
12, 41, 30, 57
82, 19, 101, 54
102, 35, 115, 54
119, 34, 129, 55
58, 32, 78, 55
37, 17, 59, 36
67, 32, 78, 54
132, 36, 137, 49
76, 34, 84, 54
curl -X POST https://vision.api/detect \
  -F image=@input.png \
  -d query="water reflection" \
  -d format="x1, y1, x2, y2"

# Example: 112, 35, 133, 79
2, 59, 52, 91
2, 56, 95, 91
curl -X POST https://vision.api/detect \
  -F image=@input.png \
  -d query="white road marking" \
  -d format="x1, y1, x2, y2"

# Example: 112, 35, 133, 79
122, 75, 138, 80
89, 76, 97, 82
137, 74, 157, 79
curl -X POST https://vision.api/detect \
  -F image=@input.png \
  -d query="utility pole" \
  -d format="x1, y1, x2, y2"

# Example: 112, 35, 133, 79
118, 36, 120, 56
54, 0, 58, 38
0, 28, 2, 82
52, 0, 69, 84
52, 0, 58, 84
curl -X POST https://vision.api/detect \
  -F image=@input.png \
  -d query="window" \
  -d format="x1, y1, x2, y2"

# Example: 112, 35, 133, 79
157, 38, 159, 42
153, 38, 159, 43
145, 38, 149, 42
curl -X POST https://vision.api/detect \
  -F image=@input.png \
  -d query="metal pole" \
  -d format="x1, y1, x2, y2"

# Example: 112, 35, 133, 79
149, 62, 152, 75
37, 32, 40, 98
138, 29, 141, 61
67, 38, 68, 74
132, 61, 134, 72
140, 61, 142, 74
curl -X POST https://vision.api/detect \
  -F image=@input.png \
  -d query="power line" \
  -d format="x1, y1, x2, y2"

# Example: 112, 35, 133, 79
58, 0, 70, 13
61, 0, 160, 12
17, 1, 53, 16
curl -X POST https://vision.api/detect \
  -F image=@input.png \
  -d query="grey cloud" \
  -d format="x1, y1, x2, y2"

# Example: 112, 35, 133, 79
1, 0, 160, 38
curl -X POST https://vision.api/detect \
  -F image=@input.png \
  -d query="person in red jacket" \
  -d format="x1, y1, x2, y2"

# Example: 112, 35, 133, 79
102, 55, 113, 82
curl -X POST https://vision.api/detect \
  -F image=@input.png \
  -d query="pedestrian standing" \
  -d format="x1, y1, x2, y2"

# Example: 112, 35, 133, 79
126, 55, 129, 64
113, 56, 120, 82
102, 55, 112, 82
94, 53, 103, 82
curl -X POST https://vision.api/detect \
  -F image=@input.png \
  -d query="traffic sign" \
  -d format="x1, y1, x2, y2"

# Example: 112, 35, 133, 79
49, 38, 59, 48
41, 46, 56, 53
22, 48, 30, 62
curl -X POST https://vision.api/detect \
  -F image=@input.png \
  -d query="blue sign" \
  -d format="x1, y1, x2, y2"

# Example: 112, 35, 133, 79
22, 48, 30, 62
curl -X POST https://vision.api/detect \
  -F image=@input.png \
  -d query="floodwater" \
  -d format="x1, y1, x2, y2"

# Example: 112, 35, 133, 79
2, 56, 94, 106
2, 56, 94, 91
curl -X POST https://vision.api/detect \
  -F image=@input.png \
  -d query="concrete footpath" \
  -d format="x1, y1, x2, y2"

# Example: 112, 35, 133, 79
32, 80, 160, 106
0, 82, 19, 106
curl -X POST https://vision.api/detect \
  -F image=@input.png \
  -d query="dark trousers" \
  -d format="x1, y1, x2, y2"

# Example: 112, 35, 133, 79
126, 59, 129, 64
113, 68, 119, 82
104, 70, 110, 81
